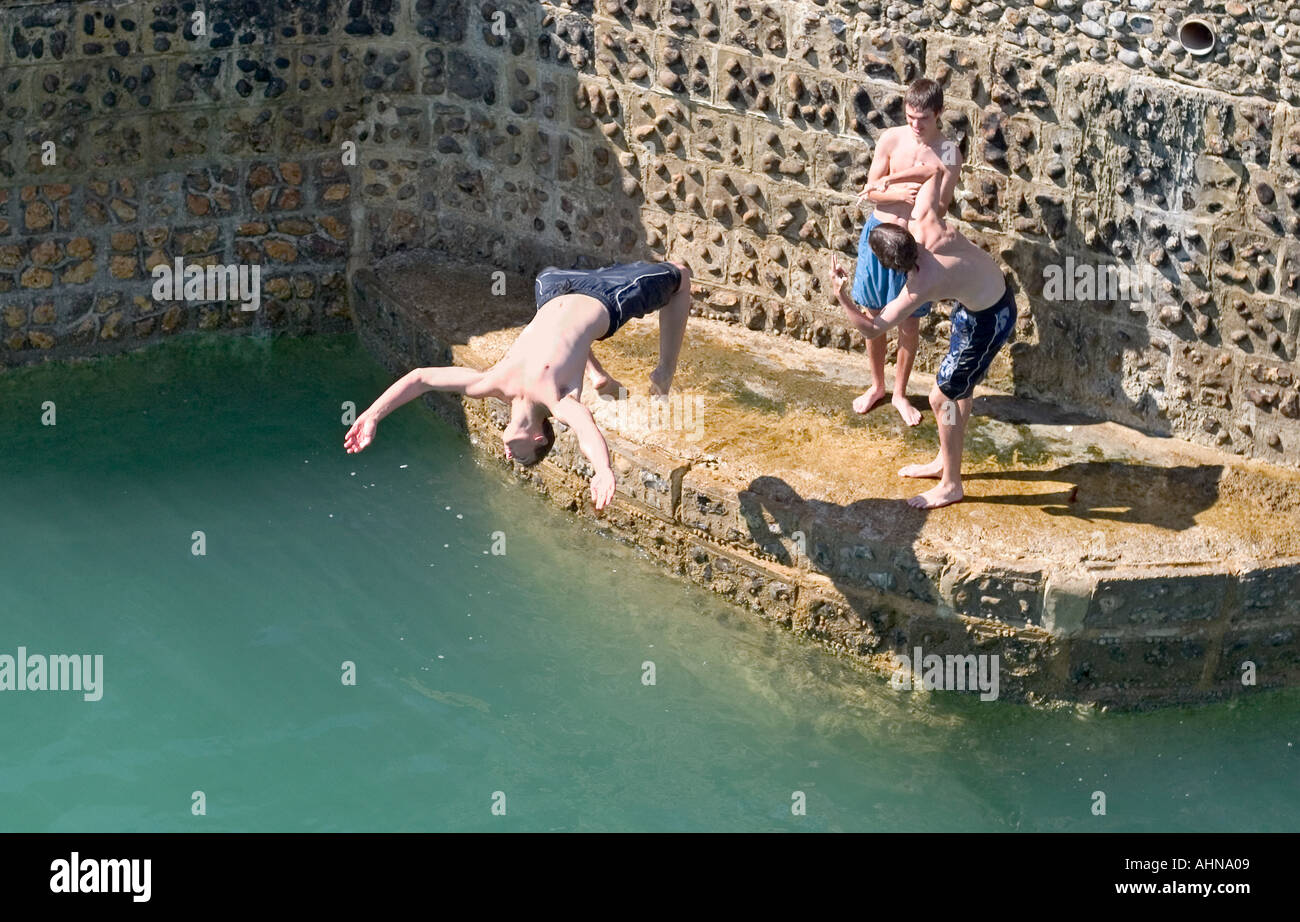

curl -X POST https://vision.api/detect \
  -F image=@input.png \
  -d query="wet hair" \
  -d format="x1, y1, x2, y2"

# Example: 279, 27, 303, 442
906, 78, 943, 116
868, 222, 920, 274
516, 417, 555, 468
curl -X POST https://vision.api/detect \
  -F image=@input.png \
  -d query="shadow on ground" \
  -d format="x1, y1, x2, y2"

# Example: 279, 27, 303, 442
963, 461, 1224, 529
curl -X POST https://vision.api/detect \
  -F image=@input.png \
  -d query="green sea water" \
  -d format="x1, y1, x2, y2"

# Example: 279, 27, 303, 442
0, 333, 1295, 832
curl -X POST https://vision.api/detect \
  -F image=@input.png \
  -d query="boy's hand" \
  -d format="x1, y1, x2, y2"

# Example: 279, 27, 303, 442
344, 415, 377, 453
830, 253, 851, 302
858, 178, 921, 205
888, 182, 920, 205
857, 179, 882, 202
590, 468, 616, 510
830, 252, 849, 284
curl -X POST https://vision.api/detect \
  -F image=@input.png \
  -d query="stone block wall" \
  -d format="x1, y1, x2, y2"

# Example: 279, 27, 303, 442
0, 0, 362, 360
3, 0, 1298, 469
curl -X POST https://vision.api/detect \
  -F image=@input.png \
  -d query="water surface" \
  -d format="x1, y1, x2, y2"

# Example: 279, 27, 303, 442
0, 334, 1295, 832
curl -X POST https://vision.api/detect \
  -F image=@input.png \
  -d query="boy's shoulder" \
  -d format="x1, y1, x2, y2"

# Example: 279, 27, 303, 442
878, 124, 909, 145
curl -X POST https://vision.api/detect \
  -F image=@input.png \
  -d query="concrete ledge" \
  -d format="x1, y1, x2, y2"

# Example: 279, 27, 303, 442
352, 252, 1300, 709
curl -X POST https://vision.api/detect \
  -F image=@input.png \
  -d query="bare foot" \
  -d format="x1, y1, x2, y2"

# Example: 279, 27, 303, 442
908, 482, 964, 509
899, 458, 944, 479
589, 372, 625, 399
649, 368, 672, 396
853, 385, 887, 415
892, 393, 922, 427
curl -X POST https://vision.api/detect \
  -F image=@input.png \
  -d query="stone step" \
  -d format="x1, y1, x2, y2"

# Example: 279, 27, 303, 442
351, 250, 1300, 710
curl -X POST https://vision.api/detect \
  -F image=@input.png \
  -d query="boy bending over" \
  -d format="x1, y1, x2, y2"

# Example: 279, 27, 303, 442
833, 162, 1016, 510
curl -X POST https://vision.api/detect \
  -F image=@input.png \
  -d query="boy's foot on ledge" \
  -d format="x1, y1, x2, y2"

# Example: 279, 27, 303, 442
899, 458, 944, 479
892, 393, 923, 427
852, 385, 888, 415
590, 373, 625, 399
908, 482, 964, 509
648, 368, 672, 396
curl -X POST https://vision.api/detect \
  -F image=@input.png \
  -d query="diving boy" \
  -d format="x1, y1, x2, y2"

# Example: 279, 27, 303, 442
344, 260, 692, 511
850, 77, 963, 426
832, 160, 1017, 510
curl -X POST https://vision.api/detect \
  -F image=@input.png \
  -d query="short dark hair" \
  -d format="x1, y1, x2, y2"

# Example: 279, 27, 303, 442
868, 222, 919, 273
516, 417, 555, 468
906, 78, 943, 116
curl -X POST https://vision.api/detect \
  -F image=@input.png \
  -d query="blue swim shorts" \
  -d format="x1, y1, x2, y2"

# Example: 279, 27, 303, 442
851, 213, 932, 319
936, 282, 1018, 401
534, 261, 682, 340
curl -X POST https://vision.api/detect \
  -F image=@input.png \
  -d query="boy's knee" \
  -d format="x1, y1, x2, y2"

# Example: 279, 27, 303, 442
928, 387, 948, 411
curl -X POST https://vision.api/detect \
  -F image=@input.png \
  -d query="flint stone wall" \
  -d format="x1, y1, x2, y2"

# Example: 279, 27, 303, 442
0, 0, 362, 358
361, 0, 1300, 468
1, 0, 1298, 469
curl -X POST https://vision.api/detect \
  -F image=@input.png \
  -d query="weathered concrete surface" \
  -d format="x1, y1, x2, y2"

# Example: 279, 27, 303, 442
354, 252, 1300, 710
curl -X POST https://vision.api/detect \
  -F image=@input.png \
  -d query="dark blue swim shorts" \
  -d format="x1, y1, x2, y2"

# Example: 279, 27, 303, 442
936, 282, 1017, 401
534, 261, 682, 340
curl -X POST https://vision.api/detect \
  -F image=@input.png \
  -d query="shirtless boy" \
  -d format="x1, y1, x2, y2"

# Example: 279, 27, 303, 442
850, 78, 963, 426
832, 161, 1017, 510
344, 260, 692, 510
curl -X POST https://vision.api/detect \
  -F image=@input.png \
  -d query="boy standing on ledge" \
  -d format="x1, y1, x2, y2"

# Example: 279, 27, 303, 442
345, 260, 692, 511
833, 160, 1017, 510
850, 77, 963, 426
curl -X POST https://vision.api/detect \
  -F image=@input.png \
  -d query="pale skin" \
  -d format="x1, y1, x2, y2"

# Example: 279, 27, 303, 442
852, 106, 963, 427
344, 262, 693, 511
834, 161, 1007, 510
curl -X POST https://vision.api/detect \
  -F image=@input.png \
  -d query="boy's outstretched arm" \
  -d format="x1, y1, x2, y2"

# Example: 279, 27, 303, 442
874, 158, 945, 191
552, 396, 616, 510
831, 253, 922, 340
830, 253, 881, 337
874, 287, 925, 336
344, 366, 497, 453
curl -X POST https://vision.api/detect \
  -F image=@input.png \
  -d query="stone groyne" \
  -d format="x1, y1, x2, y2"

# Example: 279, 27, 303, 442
353, 254, 1300, 710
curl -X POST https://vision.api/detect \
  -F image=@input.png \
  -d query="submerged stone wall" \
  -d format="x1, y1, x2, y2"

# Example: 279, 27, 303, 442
354, 0, 1300, 469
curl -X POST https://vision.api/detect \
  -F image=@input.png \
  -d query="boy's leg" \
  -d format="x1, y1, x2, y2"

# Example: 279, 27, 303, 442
891, 315, 922, 426
907, 386, 969, 509
585, 349, 623, 398
853, 330, 889, 414
649, 264, 691, 395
